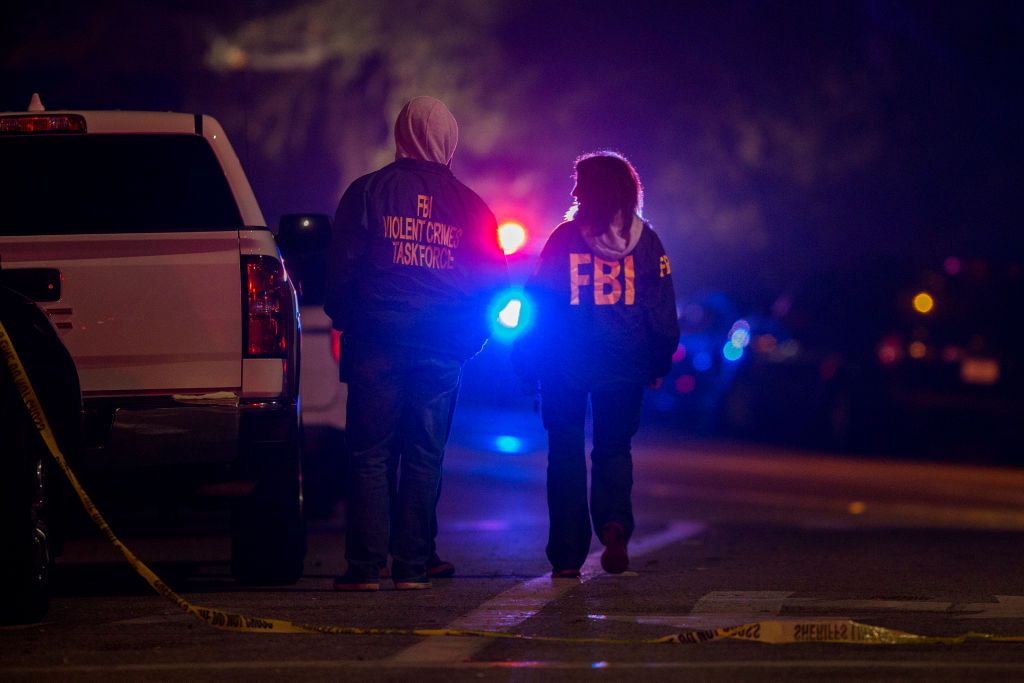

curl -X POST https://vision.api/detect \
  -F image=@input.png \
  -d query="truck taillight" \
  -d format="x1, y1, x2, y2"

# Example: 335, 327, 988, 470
243, 256, 289, 357
330, 329, 342, 365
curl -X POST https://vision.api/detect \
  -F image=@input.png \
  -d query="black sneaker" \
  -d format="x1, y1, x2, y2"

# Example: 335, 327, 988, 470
333, 573, 380, 592
427, 556, 455, 578
600, 522, 629, 574
551, 568, 581, 579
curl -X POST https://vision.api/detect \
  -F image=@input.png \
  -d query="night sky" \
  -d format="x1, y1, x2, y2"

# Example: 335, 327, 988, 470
3, 0, 1021, 305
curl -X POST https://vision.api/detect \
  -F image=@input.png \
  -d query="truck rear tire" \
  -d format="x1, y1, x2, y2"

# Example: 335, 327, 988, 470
230, 421, 306, 585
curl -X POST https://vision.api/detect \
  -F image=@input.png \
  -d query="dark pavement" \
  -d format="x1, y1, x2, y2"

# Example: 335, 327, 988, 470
4, 404, 1024, 680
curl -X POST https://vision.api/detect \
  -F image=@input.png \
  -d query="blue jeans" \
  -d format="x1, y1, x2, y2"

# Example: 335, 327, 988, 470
389, 379, 460, 563
541, 378, 644, 571
344, 340, 462, 582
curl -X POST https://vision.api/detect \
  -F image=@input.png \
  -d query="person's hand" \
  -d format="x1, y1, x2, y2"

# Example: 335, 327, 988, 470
648, 377, 664, 390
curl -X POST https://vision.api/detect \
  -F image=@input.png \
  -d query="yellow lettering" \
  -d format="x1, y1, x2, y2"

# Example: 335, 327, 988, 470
417, 194, 433, 219
624, 255, 635, 304
570, 253, 591, 305
659, 254, 671, 277
594, 257, 622, 305
384, 210, 459, 270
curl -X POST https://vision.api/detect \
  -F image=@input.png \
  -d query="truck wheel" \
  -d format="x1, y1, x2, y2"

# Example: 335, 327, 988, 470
230, 427, 306, 585
0, 376, 51, 624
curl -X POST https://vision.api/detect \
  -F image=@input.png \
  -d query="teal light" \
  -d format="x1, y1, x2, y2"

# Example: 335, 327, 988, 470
722, 341, 744, 362
488, 288, 534, 343
494, 435, 524, 453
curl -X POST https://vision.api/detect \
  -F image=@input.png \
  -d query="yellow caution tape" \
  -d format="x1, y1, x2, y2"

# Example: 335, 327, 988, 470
663, 620, 1024, 645
4, 316, 1024, 645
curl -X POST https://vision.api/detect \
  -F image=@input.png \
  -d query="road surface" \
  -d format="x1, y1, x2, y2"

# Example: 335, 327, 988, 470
3, 404, 1024, 681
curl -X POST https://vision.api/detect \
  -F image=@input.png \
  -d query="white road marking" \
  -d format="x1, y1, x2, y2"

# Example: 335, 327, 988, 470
590, 613, 834, 630
671, 590, 795, 629
691, 590, 794, 614
786, 598, 949, 614
955, 595, 1024, 619
386, 520, 705, 664
589, 592, 1024, 629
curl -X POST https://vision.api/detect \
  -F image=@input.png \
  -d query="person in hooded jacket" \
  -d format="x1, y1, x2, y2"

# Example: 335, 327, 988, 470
512, 151, 679, 578
325, 97, 508, 591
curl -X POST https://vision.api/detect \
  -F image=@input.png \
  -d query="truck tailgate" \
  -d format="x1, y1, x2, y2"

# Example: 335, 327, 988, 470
0, 231, 242, 395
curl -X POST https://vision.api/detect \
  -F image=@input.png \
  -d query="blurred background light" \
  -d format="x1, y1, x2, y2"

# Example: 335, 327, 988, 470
488, 288, 533, 343
493, 435, 525, 453
722, 341, 744, 362
778, 339, 801, 359
754, 334, 777, 353
497, 299, 521, 328
675, 374, 696, 394
729, 319, 752, 348
498, 221, 527, 255
878, 335, 903, 365
913, 291, 935, 314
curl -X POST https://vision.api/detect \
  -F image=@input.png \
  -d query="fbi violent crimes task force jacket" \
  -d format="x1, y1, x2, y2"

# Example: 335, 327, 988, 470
513, 218, 680, 387
325, 158, 509, 362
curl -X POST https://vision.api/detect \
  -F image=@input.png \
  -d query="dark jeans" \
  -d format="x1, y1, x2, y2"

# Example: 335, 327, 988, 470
541, 378, 644, 571
344, 340, 462, 582
388, 378, 460, 564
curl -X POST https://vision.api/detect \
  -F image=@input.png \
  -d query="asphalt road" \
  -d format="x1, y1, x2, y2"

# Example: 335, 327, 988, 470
4, 404, 1024, 681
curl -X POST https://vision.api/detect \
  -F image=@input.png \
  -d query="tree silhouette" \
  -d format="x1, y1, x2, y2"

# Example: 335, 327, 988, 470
201, 0, 534, 217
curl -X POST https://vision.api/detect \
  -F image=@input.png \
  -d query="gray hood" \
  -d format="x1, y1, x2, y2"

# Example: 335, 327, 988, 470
581, 214, 644, 259
394, 96, 459, 165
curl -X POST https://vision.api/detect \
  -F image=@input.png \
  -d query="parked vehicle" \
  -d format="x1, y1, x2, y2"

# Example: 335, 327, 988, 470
275, 214, 345, 519
647, 289, 753, 428
721, 258, 1024, 456
0, 283, 80, 624
0, 95, 325, 588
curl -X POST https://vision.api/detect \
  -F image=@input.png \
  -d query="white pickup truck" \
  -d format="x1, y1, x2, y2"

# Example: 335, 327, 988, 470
0, 97, 332, 588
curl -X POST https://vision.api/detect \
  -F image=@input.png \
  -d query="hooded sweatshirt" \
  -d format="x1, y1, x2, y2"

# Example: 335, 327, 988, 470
394, 96, 459, 165
324, 97, 508, 362
582, 213, 644, 260
512, 216, 679, 387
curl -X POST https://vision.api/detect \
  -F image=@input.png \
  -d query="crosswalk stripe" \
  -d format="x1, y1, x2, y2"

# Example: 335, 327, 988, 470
387, 520, 705, 664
